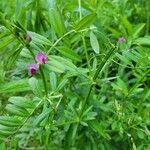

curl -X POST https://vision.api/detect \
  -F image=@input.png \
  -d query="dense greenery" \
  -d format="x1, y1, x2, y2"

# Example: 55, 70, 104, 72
0, 0, 150, 149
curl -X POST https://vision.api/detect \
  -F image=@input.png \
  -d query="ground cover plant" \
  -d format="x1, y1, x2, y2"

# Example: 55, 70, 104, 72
0, 0, 150, 149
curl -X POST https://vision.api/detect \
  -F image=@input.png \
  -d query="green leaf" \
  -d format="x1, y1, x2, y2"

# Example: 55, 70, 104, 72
30, 42, 41, 51
28, 77, 43, 97
80, 121, 88, 127
81, 106, 97, 121
5, 104, 29, 117
48, 7, 66, 36
0, 116, 22, 127
90, 31, 100, 54
75, 13, 97, 31
31, 32, 52, 46
137, 130, 145, 139
50, 55, 77, 71
112, 78, 128, 95
56, 46, 82, 62
8, 96, 35, 109
33, 107, 51, 126
0, 125, 14, 136
117, 78, 128, 91
0, 79, 30, 94
0, 35, 15, 54
0, 12, 5, 24
116, 53, 132, 65
15, 0, 24, 20
133, 23, 145, 38
133, 36, 150, 46
0, 12, 9, 28
120, 15, 133, 35
89, 120, 111, 139
50, 72, 57, 91
82, 106, 93, 118
46, 60, 66, 73
47, 55, 77, 73
108, 27, 121, 38
0, 142, 6, 149
0, 29, 11, 39
56, 79, 68, 92
7, 44, 22, 69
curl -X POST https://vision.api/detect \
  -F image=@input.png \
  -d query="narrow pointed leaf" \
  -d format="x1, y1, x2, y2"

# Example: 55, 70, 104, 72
90, 32, 100, 54
75, 13, 97, 31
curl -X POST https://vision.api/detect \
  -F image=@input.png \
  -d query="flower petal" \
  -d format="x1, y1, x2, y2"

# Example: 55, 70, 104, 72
27, 64, 39, 76
36, 52, 47, 64
118, 37, 126, 43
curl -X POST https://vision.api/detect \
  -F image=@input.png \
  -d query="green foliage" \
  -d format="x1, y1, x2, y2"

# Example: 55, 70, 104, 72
0, 0, 150, 149
90, 31, 100, 54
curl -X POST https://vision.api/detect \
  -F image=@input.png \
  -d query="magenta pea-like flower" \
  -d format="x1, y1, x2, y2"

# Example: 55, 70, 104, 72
118, 37, 126, 43
36, 52, 47, 64
27, 64, 39, 76
27, 52, 47, 76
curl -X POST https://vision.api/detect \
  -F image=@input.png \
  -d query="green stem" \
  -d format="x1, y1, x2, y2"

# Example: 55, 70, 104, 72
146, 0, 150, 35
46, 30, 75, 55
39, 66, 48, 96
46, 28, 93, 56
78, 0, 82, 20
93, 46, 116, 80
79, 45, 116, 117
78, 0, 91, 75
66, 45, 116, 147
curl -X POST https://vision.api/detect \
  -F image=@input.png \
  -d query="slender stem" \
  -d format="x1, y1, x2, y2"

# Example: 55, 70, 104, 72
66, 45, 116, 147
39, 66, 48, 96
79, 45, 116, 117
78, 0, 91, 75
146, 0, 150, 35
79, 86, 93, 117
46, 30, 75, 55
93, 46, 116, 80
78, 0, 82, 20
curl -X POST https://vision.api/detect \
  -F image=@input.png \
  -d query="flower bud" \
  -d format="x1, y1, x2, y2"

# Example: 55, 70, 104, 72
118, 37, 126, 43
27, 64, 39, 76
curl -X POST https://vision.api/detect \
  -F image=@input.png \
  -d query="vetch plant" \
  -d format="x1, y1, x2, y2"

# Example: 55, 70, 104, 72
0, 0, 150, 149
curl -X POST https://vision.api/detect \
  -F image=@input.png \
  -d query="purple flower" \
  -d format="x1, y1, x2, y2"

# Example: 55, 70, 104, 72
36, 52, 47, 64
27, 64, 39, 76
118, 37, 126, 43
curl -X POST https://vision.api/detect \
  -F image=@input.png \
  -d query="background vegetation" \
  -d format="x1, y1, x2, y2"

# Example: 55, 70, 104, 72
0, 0, 150, 149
